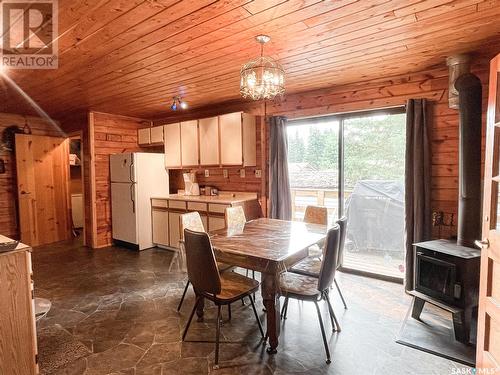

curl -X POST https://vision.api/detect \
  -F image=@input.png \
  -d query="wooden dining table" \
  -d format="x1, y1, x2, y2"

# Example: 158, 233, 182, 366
205, 218, 328, 354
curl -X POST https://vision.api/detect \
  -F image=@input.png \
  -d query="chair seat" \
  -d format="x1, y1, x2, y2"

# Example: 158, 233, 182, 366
203, 272, 259, 304
290, 256, 321, 278
279, 272, 320, 300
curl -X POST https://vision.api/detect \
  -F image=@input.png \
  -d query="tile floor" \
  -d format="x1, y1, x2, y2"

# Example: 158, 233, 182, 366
33, 239, 470, 374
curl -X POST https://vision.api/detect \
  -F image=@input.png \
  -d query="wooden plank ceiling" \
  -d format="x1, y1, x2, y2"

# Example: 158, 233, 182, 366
0, 0, 499, 120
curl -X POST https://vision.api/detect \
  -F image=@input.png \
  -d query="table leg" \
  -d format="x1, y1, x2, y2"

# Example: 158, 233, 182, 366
195, 292, 205, 322
261, 273, 280, 354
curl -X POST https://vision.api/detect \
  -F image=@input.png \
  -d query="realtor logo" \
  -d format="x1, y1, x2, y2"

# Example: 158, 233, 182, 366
0, 0, 58, 69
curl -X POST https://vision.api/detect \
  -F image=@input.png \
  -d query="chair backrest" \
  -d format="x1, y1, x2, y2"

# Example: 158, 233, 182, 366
244, 199, 264, 221
304, 205, 328, 225
336, 216, 347, 269
179, 212, 205, 243
317, 225, 340, 292
183, 229, 221, 295
225, 206, 246, 229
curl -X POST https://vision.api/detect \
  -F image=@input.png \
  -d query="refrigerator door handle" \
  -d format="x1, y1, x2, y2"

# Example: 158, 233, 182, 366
129, 154, 135, 183
130, 183, 136, 213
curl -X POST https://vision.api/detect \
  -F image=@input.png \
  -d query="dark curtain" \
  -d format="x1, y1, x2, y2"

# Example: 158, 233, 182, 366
268, 116, 292, 220
405, 99, 432, 291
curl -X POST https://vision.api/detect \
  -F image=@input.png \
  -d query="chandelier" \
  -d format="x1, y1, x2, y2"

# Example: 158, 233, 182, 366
240, 35, 285, 100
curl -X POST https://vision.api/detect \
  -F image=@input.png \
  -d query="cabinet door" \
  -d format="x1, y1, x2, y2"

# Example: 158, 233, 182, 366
199, 117, 220, 165
138, 128, 150, 145
150, 126, 164, 144
168, 211, 182, 248
242, 113, 257, 166
180, 120, 199, 167
152, 209, 169, 246
208, 216, 226, 232
219, 112, 243, 165
164, 123, 182, 169
201, 214, 208, 231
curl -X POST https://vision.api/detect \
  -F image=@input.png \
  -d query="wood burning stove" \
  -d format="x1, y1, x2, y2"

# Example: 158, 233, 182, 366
411, 240, 480, 344
415, 250, 457, 304
408, 60, 483, 346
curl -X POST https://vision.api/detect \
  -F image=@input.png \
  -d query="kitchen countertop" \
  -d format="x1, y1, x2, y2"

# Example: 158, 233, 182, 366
151, 192, 257, 204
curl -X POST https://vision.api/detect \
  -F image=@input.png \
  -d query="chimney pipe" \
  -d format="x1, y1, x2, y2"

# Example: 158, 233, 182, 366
454, 73, 482, 248
446, 54, 471, 109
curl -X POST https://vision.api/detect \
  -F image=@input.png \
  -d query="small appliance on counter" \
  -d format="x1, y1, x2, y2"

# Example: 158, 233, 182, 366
183, 172, 200, 196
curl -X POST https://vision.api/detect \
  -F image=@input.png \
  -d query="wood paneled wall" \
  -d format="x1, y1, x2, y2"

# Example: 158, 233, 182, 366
0, 113, 64, 239
154, 62, 491, 239
88, 112, 152, 248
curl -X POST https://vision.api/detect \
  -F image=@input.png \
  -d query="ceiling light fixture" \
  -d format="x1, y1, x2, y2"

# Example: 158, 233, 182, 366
240, 35, 285, 101
171, 96, 188, 111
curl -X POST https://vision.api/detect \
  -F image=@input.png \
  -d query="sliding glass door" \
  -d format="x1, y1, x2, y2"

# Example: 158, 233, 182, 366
287, 109, 406, 279
287, 118, 340, 222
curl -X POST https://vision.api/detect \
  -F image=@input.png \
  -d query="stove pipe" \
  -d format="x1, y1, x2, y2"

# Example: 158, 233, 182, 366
454, 73, 482, 248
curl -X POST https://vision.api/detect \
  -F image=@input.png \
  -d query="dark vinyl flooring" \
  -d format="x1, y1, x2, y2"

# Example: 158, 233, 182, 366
33, 239, 469, 374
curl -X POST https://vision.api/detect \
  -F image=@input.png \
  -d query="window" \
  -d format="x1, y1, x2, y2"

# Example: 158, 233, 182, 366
287, 108, 406, 279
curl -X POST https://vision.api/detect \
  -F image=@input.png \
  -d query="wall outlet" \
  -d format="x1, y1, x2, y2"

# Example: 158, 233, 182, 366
239, 169, 246, 178
204, 169, 210, 177
223, 169, 228, 178
255, 169, 262, 178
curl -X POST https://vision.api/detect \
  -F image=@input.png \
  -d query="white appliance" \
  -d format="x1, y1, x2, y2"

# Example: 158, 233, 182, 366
71, 193, 83, 228
110, 153, 169, 250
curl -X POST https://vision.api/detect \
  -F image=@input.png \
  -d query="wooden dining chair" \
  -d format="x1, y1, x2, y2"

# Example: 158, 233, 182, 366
244, 199, 264, 221
177, 212, 234, 312
288, 216, 348, 309
182, 229, 264, 369
279, 225, 341, 364
304, 205, 328, 225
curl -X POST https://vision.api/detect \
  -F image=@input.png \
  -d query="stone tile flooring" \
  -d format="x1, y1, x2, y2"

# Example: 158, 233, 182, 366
33, 239, 470, 374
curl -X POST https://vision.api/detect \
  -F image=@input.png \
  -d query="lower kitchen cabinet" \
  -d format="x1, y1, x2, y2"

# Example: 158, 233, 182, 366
151, 209, 169, 246
208, 216, 226, 232
168, 211, 182, 248
151, 196, 258, 250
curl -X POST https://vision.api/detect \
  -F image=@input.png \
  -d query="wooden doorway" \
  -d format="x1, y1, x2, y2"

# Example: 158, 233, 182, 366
477, 53, 500, 369
68, 132, 86, 245
15, 134, 71, 247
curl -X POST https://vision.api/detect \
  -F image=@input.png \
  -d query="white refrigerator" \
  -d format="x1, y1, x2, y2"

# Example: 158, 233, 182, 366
110, 153, 169, 250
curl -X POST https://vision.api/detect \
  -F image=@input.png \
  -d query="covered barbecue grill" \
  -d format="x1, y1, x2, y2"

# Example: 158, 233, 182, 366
345, 180, 404, 253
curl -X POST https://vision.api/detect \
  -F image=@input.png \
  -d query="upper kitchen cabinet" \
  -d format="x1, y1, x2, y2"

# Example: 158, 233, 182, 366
150, 126, 164, 144
138, 126, 163, 146
138, 127, 150, 145
180, 120, 199, 167
164, 123, 182, 168
161, 112, 256, 169
219, 112, 256, 166
199, 117, 220, 166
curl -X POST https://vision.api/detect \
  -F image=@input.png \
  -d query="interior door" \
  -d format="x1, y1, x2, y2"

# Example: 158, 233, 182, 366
477, 53, 500, 369
15, 134, 71, 247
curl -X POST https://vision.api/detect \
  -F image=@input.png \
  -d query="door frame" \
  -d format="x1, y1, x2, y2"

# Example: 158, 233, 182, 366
67, 130, 86, 246
476, 53, 500, 370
